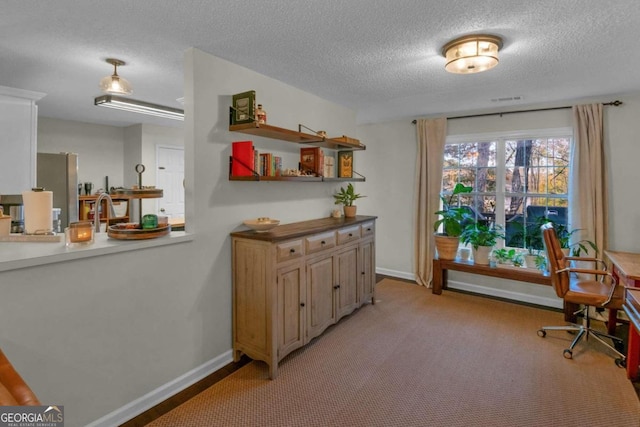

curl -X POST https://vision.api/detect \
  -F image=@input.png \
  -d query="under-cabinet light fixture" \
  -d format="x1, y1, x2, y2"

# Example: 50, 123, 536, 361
442, 34, 503, 74
94, 95, 184, 121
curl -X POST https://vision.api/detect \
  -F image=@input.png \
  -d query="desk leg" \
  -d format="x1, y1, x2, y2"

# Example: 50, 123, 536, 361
432, 259, 443, 295
627, 323, 640, 380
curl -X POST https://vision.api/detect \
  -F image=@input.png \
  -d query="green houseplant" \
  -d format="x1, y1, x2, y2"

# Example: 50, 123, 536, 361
333, 183, 365, 218
433, 183, 473, 260
461, 222, 504, 265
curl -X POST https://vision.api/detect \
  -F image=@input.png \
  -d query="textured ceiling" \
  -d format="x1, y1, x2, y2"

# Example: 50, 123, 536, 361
2, 0, 639, 128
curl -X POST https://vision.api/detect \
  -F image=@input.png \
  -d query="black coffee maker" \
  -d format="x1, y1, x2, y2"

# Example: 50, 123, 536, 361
0, 194, 24, 234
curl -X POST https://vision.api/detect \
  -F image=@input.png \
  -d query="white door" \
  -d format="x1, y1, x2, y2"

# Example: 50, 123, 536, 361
156, 146, 184, 218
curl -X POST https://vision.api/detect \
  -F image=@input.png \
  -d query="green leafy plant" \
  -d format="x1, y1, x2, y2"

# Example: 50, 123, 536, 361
333, 183, 365, 207
512, 252, 524, 267
552, 222, 598, 257
493, 248, 517, 264
535, 253, 548, 271
433, 183, 473, 237
460, 222, 505, 250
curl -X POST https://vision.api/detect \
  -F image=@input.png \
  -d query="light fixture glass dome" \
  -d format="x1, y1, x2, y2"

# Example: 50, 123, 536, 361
442, 34, 503, 74
99, 58, 132, 95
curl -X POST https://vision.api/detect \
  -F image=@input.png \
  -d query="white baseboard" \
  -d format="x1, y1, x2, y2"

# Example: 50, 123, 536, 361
447, 279, 562, 309
86, 350, 234, 427
377, 268, 562, 309
376, 267, 415, 282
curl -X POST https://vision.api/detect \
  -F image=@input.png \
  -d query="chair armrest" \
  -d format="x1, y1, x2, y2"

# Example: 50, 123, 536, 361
565, 256, 607, 271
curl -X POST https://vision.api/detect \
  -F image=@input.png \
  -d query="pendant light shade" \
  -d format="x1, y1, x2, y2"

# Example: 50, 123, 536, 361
442, 34, 503, 74
99, 58, 133, 95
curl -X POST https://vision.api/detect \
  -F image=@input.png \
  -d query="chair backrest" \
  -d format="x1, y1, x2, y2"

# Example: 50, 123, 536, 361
0, 348, 40, 406
541, 223, 571, 299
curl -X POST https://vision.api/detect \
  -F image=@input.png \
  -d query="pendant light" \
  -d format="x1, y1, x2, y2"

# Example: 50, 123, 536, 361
442, 34, 503, 74
99, 58, 133, 95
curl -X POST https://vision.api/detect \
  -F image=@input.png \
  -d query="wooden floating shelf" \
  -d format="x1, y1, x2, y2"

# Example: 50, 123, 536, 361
229, 122, 366, 151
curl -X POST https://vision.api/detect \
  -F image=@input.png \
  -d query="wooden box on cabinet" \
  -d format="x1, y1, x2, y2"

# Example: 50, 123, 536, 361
231, 215, 376, 379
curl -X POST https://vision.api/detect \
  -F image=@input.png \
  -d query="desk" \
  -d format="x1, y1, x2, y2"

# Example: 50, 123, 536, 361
605, 250, 640, 287
431, 258, 578, 323
624, 287, 640, 380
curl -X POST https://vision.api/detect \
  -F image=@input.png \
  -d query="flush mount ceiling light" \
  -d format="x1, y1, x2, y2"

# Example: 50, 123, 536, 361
94, 95, 184, 121
442, 34, 503, 74
99, 58, 133, 95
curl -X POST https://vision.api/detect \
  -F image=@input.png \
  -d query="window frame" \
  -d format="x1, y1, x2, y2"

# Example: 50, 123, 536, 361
444, 127, 573, 250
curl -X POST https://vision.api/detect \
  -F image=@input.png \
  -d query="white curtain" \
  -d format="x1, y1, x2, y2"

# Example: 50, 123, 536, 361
414, 117, 447, 287
569, 103, 607, 255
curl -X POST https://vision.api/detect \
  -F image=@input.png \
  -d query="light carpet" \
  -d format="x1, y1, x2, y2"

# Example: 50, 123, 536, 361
147, 279, 640, 427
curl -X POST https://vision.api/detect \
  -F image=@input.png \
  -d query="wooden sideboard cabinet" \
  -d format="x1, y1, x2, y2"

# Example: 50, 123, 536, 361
231, 215, 376, 378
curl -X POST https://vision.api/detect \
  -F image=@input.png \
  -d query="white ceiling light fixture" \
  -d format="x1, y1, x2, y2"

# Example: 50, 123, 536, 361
94, 95, 184, 121
99, 58, 133, 95
442, 34, 503, 74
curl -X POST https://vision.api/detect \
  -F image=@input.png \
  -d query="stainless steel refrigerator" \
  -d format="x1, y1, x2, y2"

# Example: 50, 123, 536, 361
36, 152, 79, 229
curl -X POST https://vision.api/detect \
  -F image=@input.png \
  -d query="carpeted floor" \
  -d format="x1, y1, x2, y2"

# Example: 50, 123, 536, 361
146, 279, 640, 427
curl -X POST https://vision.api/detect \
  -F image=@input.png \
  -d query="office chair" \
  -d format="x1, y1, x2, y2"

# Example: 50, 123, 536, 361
537, 223, 626, 367
0, 348, 40, 405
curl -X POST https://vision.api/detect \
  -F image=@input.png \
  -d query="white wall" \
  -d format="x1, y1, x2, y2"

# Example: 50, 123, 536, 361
357, 91, 640, 302
38, 117, 126, 190
0, 49, 360, 426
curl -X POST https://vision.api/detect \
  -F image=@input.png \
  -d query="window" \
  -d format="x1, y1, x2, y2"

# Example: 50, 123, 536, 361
441, 128, 572, 250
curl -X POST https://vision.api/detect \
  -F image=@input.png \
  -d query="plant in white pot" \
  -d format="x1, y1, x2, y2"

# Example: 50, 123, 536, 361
433, 183, 473, 260
460, 222, 505, 265
333, 183, 365, 218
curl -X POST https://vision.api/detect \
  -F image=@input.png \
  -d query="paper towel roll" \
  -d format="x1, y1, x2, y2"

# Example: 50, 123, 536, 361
22, 189, 53, 234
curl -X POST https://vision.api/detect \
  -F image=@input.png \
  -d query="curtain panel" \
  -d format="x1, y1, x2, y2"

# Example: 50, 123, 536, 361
569, 103, 607, 255
414, 117, 447, 287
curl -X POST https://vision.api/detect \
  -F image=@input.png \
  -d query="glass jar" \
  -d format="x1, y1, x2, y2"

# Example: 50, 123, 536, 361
256, 104, 267, 124
65, 221, 94, 246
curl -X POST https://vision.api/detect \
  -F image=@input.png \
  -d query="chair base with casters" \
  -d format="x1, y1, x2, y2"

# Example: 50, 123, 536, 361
537, 305, 626, 367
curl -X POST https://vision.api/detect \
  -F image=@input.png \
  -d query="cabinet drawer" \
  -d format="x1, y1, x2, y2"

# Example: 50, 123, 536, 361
306, 231, 336, 255
361, 221, 375, 237
337, 226, 361, 245
276, 240, 304, 263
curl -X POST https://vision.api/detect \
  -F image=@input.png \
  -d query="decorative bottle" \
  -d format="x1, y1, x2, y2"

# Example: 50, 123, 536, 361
256, 104, 267, 124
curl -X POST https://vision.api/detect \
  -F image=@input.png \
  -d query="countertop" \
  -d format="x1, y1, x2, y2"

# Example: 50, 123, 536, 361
0, 231, 193, 273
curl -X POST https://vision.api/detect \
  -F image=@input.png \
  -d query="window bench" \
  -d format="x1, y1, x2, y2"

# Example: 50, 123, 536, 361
432, 258, 578, 322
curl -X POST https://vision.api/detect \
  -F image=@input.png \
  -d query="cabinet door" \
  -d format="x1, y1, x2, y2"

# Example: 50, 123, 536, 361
306, 255, 335, 341
276, 263, 305, 361
335, 246, 359, 320
359, 239, 375, 304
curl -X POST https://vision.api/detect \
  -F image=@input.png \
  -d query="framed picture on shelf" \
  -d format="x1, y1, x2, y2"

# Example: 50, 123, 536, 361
231, 90, 256, 125
337, 151, 353, 178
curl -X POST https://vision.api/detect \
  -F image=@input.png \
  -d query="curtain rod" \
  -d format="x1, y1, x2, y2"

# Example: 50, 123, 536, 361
410, 100, 623, 124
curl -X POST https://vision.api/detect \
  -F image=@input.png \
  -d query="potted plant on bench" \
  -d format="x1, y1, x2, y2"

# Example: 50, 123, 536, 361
433, 183, 473, 260
460, 221, 505, 265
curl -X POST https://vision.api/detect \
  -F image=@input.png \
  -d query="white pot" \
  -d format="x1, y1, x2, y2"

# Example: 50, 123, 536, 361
524, 254, 538, 269
472, 245, 492, 265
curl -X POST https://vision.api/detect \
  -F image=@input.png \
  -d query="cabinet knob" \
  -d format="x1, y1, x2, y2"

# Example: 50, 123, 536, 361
366, 228, 371, 231
348, 233, 353, 237
300, 302, 305, 307
321, 240, 326, 245
334, 284, 341, 289
290, 248, 296, 253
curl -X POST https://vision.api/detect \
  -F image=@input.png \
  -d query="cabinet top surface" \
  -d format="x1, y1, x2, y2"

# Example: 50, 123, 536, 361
231, 215, 376, 242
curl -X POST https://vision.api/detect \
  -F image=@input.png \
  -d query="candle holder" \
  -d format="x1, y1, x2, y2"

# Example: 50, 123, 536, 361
65, 221, 94, 246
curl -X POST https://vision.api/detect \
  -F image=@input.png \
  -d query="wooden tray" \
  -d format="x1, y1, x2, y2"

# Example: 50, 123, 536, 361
107, 224, 171, 240
113, 188, 163, 198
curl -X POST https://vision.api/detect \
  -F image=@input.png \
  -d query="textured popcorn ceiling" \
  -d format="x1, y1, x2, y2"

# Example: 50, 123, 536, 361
1, 0, 639, 127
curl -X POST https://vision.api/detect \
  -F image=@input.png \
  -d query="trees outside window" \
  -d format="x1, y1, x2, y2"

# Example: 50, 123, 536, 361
441, 129, 572, 250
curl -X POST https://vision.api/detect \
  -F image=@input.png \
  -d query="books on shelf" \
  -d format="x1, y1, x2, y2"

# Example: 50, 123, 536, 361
231, 90, 256, 125
300, 147, 324, 176
323, 154, 335, 178
258, 153, 282, 177
337, 151, 353, 178
231, 141, 255, 177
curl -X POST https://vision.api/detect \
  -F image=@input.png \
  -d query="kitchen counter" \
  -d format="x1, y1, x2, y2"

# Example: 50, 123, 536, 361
0, 231, 193, 272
